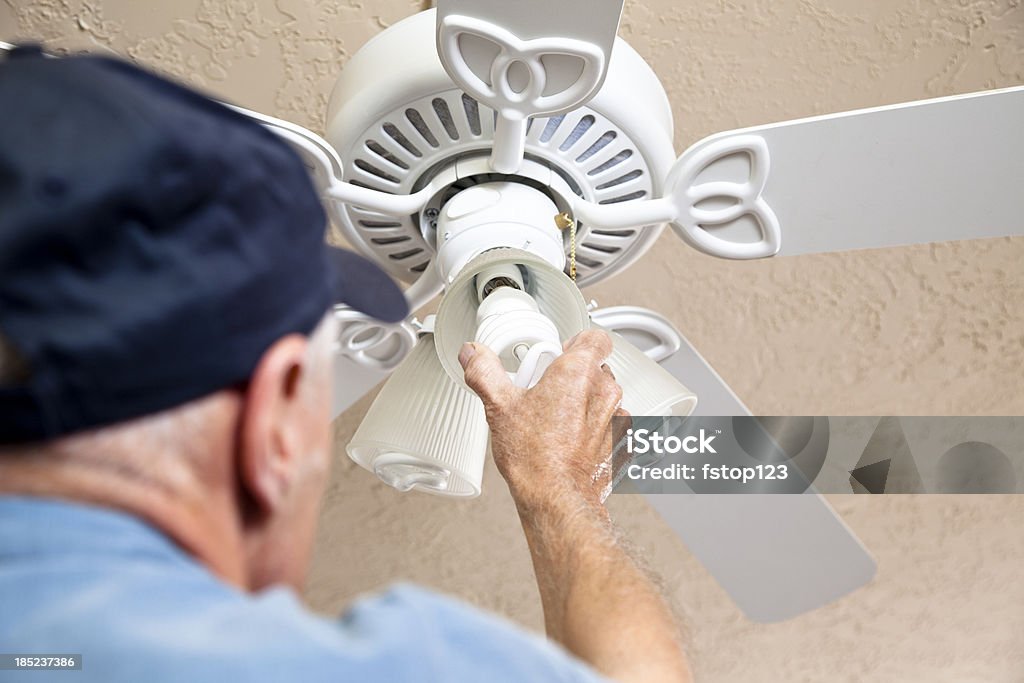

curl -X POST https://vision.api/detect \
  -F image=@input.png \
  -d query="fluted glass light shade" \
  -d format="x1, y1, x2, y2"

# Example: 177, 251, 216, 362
604, 328, 698, 416
347, 334, 489, 497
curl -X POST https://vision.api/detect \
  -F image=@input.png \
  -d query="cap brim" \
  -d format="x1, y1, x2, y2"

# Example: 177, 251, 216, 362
326, 247, 409, 323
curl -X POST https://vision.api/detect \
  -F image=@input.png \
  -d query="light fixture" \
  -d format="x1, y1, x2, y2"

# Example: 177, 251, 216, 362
346, 333, 488, 497
347, 180, 696, 497
603, 328, 697, 417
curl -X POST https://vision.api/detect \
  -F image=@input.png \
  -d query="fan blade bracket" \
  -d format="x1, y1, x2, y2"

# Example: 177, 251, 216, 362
228, 104, 433, 219
573, 135, 782, 259
331, 309, 420, 419
662, 135, 781, 260
325, 183, 432, 218
436, 0, 624, 173
573, 195, 677, 232
334, 309, 419, 371
226, 104, 345, 191
588, 305, 683, 363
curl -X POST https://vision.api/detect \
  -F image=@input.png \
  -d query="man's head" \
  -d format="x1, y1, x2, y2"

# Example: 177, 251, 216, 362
0, 48, 406, 589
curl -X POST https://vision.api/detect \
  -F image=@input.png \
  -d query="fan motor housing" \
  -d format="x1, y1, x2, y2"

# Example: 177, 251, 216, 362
325, 8, 676, 288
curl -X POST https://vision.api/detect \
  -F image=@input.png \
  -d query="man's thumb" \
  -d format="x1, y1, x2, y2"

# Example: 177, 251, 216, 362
459, 342, 514, 407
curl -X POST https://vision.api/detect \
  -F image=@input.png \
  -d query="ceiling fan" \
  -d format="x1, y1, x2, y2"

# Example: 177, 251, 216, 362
6, 0, 1022, 623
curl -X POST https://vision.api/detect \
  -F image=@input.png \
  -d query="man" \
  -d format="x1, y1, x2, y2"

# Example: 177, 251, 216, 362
0, 48, 690, 682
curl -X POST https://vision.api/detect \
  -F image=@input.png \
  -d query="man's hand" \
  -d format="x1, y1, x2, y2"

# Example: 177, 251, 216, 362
460, 329, 692, 683
458, 330, 624, 511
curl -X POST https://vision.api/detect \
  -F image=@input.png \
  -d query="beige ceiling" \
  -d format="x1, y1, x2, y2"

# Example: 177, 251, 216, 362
3, 1, 1023, 680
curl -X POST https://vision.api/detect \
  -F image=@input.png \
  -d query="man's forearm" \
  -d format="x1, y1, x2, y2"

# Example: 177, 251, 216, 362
514, 492, 692, 683
458, 334, 689, 681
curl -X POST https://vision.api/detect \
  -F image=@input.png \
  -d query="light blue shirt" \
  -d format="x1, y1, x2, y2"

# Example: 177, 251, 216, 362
0, 496, 607, 682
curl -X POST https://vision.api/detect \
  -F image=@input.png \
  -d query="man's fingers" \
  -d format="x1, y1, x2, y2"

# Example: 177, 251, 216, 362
538, 331, 621, 410
563, 329, 613, 363
544, 330, 614, 387
592, 377, 624, 423
612, 407, 632, 437
610, 407, 634, 482
600, 363, 615, 381
459, 342, 516, 409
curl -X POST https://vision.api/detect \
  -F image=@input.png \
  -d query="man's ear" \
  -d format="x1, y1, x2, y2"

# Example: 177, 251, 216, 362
238, 334, 310, 515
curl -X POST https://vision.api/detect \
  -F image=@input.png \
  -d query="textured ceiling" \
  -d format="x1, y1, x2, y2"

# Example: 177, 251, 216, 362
2, 1, 1023, 680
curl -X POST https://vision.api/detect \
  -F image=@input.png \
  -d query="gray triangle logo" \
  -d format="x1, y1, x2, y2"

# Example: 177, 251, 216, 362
849, 459, 892, 494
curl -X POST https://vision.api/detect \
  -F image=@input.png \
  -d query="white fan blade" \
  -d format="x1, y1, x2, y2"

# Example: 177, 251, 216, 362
589, 305, 682, 363
710, 86, 1024, 257
436, 0, 624, 172
332, 355, 395, 419
645, 338, 876, 622
576, 86, 1024, 259
643, 493, 876, 623
658, 335, 750, 416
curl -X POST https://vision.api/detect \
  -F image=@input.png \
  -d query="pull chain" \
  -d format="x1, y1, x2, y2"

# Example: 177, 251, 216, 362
554, 212, 577, 282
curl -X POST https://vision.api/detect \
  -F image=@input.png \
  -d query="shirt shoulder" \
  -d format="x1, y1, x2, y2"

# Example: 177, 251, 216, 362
337, 583, 607, 682
5, 572, 604, 682
0, 499, 605, 683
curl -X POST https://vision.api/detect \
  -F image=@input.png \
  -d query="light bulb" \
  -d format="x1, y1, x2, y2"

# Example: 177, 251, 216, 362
434, 247, 590, 390
474, 286, 563, 387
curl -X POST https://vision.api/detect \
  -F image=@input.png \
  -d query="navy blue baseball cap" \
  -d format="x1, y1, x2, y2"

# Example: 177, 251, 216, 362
0, 46, 408, 443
